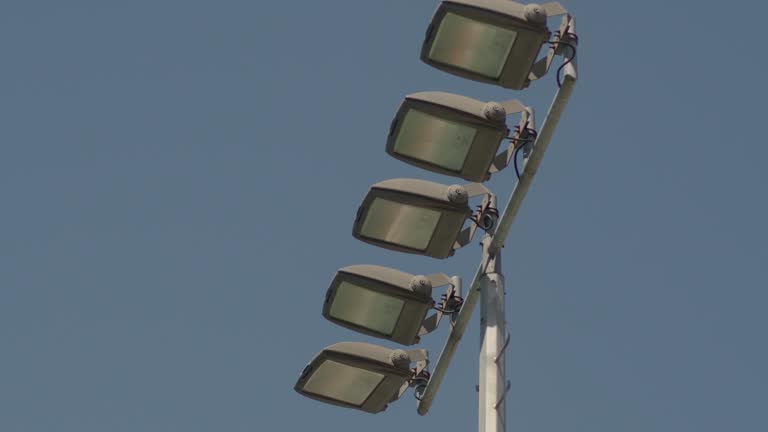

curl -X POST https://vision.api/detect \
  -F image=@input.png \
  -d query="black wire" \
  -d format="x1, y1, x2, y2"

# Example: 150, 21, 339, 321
509, 135, 534, 179
549, 41, 577, 88
411, 374, 429, 401
506, 137, 534, 144
469, 209, 498, 231
413, 383, 427, 401
513, 145, 523, 179
433, 296, 464, 314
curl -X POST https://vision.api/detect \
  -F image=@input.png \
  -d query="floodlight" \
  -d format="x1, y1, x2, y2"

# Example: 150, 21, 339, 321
323, 265, 460, 345
295, 342, 429, 413
387, 91, 536, 182
421, 1, 568, 89
352, 178, 492, 259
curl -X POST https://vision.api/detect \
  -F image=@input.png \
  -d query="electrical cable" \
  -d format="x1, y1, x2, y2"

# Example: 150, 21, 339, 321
510, 136, 534, 179
549, 40, 577, 88
433, 306, 461, 314
411, 371, 430, 401
414, 390, 424, 401
433, 296, 464, 314
413, 380, 428, 401
513, 145, 523, 179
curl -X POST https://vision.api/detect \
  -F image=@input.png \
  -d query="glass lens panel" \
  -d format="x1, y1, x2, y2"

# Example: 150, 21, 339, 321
304, 360, 385, 406
429, 12, 517, 79
394, 109, 478, 172
360, 198, 442, 251
329, 281, 406, 336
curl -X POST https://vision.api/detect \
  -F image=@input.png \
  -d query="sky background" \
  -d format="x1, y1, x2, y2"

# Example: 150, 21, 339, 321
2, 1, 767, 431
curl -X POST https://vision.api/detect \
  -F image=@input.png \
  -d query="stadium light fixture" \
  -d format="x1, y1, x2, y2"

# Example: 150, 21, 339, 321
293, 1, 580, 428
386, 91, 536, 182
323, 265, 462, 345
295, 342, 429, 414
352, 178, 494, 259
421, 0, 569, 89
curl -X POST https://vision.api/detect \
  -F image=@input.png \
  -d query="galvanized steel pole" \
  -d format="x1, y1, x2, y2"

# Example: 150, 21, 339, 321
479, 249, 506, 432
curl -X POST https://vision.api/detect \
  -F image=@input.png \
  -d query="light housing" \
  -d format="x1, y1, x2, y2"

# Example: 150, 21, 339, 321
386, 91, 521, 182
421, 0, 552, 89
323, 265, 456, 345
295, 342, 423, 413
352, 178, 484, 259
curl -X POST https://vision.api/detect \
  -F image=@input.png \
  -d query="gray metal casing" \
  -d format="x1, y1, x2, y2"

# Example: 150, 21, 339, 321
352, 178, 472, 259
323, 265, 435, 345
421, 0, 551, 89
386, 92, 509, 182
294, 342, 412, 414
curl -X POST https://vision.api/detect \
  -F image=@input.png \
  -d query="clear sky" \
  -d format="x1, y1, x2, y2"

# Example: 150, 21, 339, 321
2, 1, 767, 431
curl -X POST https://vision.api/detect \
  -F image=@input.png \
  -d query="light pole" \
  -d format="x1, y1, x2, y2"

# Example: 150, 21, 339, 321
416, 44, 578, 429
294, 3, 579, 432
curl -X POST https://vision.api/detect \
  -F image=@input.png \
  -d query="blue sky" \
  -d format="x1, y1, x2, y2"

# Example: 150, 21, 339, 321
1, 1, 767, 431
